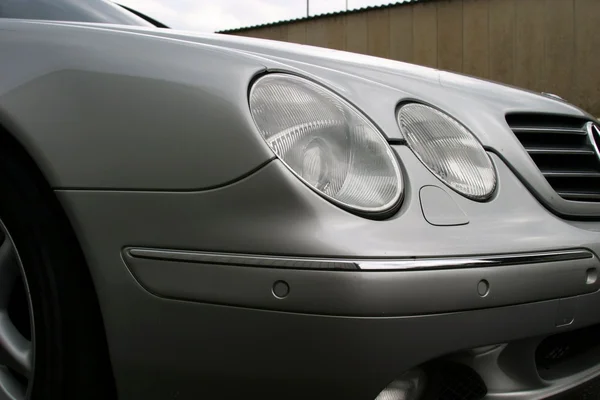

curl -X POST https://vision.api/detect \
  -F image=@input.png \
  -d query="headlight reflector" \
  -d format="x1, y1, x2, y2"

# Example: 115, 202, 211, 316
249, 74, 403, 214
397, 103, 496, 201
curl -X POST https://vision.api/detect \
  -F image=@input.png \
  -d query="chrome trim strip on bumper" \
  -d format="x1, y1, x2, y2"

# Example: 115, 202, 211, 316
124, 247, 600, 316
126, 248, 593, 271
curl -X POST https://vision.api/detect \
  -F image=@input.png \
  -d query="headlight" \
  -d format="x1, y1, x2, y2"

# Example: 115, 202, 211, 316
249, 74, 403, 215
397, 103, 496, 201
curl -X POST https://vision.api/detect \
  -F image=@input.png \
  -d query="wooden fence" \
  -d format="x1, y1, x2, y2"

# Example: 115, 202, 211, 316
225, 0, 600, 117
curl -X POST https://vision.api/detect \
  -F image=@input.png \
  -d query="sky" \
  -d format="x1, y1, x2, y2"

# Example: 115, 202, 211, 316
117, 0, 395, 33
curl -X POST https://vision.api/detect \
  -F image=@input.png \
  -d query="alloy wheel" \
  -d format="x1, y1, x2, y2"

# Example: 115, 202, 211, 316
0, 219, 35, 399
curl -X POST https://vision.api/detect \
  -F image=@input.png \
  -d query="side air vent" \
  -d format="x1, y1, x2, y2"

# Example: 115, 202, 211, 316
536, 324, 600, 381
507, 114, 600, 202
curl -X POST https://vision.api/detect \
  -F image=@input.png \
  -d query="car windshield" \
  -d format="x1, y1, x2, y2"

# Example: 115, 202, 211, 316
0, 0, 154, 26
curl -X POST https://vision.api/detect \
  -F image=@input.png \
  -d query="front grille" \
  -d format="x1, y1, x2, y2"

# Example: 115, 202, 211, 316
507, 114, 600, 202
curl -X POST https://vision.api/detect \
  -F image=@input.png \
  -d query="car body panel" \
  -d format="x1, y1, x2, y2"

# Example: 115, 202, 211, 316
0, 0, 154, 26
57, 145, 600, 400
55, 148, 600, 399
55, 148, 600, 259
2, 15, 600, 400
1, 19, 598, 217
55, 147, 600, 399
22, 21, 592, 144
0, 20, 273, 190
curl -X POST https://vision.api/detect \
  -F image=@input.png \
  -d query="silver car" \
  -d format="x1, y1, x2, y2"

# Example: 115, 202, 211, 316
0, 0, 599, 399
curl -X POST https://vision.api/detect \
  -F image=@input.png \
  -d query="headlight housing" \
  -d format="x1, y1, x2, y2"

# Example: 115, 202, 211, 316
249, 74, 403, 216
397, 103, 497, 201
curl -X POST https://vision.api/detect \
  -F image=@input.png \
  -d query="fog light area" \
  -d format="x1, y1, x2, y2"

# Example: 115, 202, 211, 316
374, 361, 488, 400
374, 368, 426, 400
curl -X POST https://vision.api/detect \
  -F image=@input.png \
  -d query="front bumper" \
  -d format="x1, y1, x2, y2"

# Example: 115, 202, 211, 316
80, 274, 600, 400
124, 248, 599, 318
56, 146, 600, 400
119, 249, 600, 400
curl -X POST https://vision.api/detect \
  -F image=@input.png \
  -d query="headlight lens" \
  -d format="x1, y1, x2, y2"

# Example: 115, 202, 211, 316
249, 74, 403, 214
397, 103, 496, 201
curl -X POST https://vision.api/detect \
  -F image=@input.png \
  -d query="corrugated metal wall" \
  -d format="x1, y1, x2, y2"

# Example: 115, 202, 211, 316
227, 0, 600, 117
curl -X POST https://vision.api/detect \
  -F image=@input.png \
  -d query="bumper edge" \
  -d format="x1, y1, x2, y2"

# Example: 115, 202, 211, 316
123, 247, 600, 317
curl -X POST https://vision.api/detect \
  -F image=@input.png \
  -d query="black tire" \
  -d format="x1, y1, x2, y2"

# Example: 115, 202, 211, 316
0, 129, 116, 399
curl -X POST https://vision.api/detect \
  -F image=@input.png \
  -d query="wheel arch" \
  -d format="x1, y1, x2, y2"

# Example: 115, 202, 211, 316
0, 114, 118, 394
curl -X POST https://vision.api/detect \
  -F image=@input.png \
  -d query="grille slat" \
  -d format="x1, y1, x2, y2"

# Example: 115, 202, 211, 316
512, 126, 588, 135
507, 114, 600, 203
526, 148, 596, 155
543, 171, 600, 178
556, 192, 600, 201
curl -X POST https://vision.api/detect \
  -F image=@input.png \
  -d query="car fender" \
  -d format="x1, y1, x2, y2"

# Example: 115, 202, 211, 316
0, 20, 274, 190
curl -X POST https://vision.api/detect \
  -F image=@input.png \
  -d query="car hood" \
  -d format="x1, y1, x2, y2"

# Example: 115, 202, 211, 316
16, 21, 593, 143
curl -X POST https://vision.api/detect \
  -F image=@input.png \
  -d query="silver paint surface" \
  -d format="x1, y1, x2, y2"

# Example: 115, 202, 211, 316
1, 18, 600, 400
